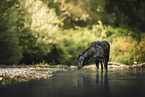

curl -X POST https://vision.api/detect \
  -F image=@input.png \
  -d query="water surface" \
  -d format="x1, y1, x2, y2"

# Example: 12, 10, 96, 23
1, 68, 145, 97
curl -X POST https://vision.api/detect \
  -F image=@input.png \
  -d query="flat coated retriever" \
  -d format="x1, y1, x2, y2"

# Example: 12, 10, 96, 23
78, 41, 110, 72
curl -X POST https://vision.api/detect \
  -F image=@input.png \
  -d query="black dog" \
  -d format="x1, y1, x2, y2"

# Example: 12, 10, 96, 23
78, 41, 110, 72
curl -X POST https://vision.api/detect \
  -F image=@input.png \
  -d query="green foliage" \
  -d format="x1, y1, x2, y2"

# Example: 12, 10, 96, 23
54, 21, 109, 65
1, 0, 145, 65
0, 0, 60, 64
135, 33, 145, 63
0, 3, 22, 65
0, 30, 22, 65
56, 28, 97, 65
105, 0, 145, 32
56, 21, 145, 65
45, 0, 106, 28
13, 0, 60, 64
110, 37, 137, 65
92, 20, 108, 39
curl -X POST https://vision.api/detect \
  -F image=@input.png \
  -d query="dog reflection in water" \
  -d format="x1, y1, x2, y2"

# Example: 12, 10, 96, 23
78, 72, 110, 97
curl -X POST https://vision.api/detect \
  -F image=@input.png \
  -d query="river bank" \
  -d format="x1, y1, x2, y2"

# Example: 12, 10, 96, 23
0, 64, 68, 86
0, 62, 145, 86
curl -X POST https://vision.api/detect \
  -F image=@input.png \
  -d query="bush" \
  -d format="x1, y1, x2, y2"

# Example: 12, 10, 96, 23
13, 0, 60, 64
0, 0, 60, 64
135, 33, 145, 63
0, 29, 22, 65
109, 34, 138, 65
0, 16, 22, 65
1, 0, 145, 65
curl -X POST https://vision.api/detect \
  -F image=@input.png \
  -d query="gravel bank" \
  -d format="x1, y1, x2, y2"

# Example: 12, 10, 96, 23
0, 65, 68, 86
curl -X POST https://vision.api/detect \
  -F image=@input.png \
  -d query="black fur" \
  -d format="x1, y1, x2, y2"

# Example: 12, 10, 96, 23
78, 41, 110, 72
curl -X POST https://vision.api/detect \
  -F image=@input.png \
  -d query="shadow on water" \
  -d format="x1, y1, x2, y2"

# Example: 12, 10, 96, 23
1, 68, 145, 97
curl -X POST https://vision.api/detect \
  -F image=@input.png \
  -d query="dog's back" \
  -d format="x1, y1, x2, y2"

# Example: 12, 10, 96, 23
91, 41, 110, 61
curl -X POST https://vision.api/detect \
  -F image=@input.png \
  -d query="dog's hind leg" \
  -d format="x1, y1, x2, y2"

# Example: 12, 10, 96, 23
100, 61, 103, 71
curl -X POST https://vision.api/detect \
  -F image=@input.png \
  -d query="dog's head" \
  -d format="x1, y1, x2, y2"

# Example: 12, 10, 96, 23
78, 56, 85, 69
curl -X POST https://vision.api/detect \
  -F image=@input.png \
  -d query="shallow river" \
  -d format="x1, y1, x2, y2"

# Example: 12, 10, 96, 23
1, 67, 145, 97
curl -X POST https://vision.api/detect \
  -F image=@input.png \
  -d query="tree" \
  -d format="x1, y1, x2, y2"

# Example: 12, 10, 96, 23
105, 0, 145, 32
0, 0, 22, 65
44, 0, 106, 28
15, 0, 60, 64
0, 0, 60, 64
